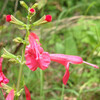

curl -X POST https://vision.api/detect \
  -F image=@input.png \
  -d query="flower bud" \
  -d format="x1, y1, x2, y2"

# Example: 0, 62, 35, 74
29, 8, 35, 14
31, 3, 38, 9
20, 1, 28, 10
45, 15, 52, 22
6, 15, 26, 26
32, 15, 52, 26
13, 37, 28, 45
6, 15, 12, 22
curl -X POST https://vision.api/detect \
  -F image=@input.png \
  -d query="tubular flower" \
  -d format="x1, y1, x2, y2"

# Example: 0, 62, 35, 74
6, 15, 12, 22
6, 89, 14, 100
29, 8, 35, 14
24, 85, 31, 100
45, 15, 52, 22
0, 58, 9, 87
25, 33, 50, 71
50, 54, 99, 85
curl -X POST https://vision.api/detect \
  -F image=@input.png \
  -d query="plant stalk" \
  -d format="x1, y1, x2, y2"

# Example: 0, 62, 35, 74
16, 44, 26, 99
61, 84, 65, 100
40, 69, 44, 99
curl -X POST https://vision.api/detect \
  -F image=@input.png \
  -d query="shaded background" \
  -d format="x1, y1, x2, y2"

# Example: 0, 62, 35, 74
0, 0, 100, 100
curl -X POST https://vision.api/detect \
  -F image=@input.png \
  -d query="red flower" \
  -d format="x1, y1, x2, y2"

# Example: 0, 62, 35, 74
25, 33, 50, 71
6, 15, 12, 22
0, 58, 9, 87
24, 85, 31, 100
29, 8, 35, 14
50, 54, 99, 85
45, 15, 52, 22
6, 89, 14, 100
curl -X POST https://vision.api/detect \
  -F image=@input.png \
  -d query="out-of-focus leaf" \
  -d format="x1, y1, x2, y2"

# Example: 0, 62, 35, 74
64, 36, 78, 55
55, 43, 65, 53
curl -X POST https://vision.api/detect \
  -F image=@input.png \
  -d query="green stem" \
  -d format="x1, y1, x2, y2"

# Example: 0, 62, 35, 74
61, 84, 65, 100
16, 10, 30, 100
40, 69, 44, 99
16, 44, 26, 95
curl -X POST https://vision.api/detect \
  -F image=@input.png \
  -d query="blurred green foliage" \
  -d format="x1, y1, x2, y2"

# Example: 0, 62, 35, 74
0, 0, 100, 100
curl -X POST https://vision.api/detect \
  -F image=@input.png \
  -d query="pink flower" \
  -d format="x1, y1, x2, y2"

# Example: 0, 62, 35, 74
50, 54, 99, 85
0, 58, 9, 87
29, 8, 35, 14
24, 85, 31, 100
6, 89, 14, 100
6, 15, 12, 22
45, 15, 52, 22
25, 33, 50, 71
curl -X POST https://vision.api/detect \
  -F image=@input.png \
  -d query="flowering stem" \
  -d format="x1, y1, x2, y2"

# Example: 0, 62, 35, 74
61, 84, 65, 100
16, 13, 30, 99
40, 69, 44, 99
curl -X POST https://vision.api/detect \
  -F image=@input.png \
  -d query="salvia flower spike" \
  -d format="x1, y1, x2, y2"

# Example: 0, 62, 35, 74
2, 1, 99, 99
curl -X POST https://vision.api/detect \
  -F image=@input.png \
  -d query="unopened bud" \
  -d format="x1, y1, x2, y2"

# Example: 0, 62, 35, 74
32, 15, 52, 26
6, 15, 12, 22
31, 3, 38, 9
9, 15, 26, 26
45, 15, 52, 22
29, 8, 35, 14
20, 1, 28, 10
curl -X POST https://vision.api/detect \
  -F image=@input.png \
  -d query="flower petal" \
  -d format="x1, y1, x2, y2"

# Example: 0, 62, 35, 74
30, 32, 39, 42
0, 57, 3, 72
63, 69, 70, 85
24, 85, 31, 100
0, 58, 9, 86
25, 52, 38, 71
38, 52, 51, 70
50, 54, 83, 65
63, 62, 70, 85
6, 89, 14, 100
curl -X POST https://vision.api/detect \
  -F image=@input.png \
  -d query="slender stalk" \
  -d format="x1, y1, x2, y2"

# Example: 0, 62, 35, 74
16, 44, 26, 100
40, 69, 44, 99
61, 84, 65, 100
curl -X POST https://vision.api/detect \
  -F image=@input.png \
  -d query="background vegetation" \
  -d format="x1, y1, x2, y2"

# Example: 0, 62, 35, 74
0, 0, 100, 100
